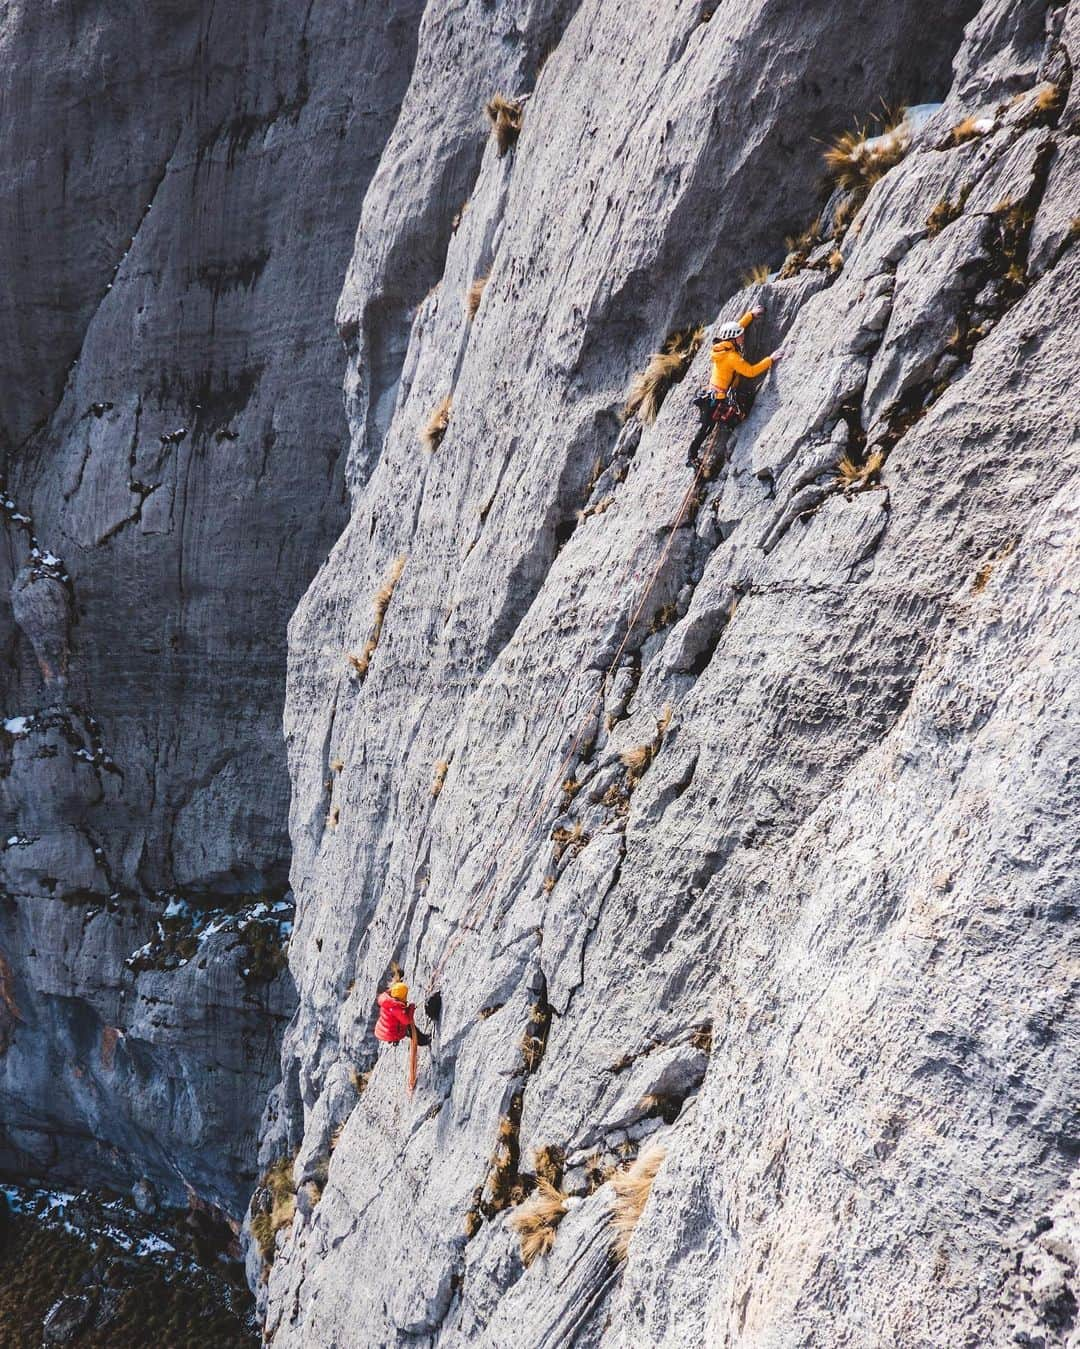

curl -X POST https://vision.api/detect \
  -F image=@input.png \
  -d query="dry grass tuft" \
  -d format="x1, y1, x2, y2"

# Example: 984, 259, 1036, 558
836, 448, 885, 489
510, 1179, 569, 1266
251, 1157, 297, 1265
466, 274, 489, 318
533, 1144, 565, 1188
421, 395, 452, 452
374, 555, 407, 622
485, 94, 524, 155
691, 1021, 713, 1053
926, 184, 971, 239
623, 325, 706, 425
349, 1067, 371, 1094
349, 555, 407, 681
328, 803, 340, 829
330, 757, 344, 773
951, 115, 985, 144
542, 875, 556, 894
827, 249, 844, 275
431, 759, 449, 797
620, 743, 655, 780
779, 216, 823, 277
552, 818, 588, 861
609, 1145, 666, 1260
831, 193, 860, 242
741, 261, 772, 286
465, 1207, 483, 1238
823, 110, 908, 192
1034, 83, 1063, 113
579, 495, 615, 522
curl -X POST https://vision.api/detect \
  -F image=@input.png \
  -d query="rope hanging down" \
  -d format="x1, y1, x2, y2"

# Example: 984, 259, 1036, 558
425, 427, 724, 995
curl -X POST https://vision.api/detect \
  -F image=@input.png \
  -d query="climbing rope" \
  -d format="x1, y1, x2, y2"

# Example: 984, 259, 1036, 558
425, 424, 724, 995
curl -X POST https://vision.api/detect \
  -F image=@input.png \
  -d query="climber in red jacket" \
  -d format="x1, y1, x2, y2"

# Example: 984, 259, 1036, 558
374, 980, 430, 1046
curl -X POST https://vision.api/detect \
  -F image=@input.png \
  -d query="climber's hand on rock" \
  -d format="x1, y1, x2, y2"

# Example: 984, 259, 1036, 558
750, 303, 765, 318
770, 348, 786, 363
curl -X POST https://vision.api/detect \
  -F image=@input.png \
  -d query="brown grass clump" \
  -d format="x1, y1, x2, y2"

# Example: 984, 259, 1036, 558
779, 216, 823, 277
690, 1021, 713, 1053
349, 554, 407, 682
579, 495, 614, 522
1019, 82, 1064, 126
552, 818, 588, 861
542, 875, 556, 894
349, 1067, 371, 1094
330, 757, 344, 773
533, 1144, 565, 1188
421, 395, 452, 452
836, 448, 885, 489
609, 1145, 666, 1260
823, 110, 908, 191
510, 1179, 569, 1266
466, 274, 489, 318
623, 325, 706, 425
347, 645, 373, 677
951, 115, 983, 144
485, 94, 523, 155
621, 743, 655, 780
926, 184, 970, 239
251, 1157, 297, 1265
741, 261, 771, 285
831, 193, 860, 242
431, 759, 449, 797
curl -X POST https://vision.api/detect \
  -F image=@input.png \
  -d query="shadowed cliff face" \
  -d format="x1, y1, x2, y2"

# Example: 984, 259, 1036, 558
0, 1, 424, 1213
260, 0, 1080, 1343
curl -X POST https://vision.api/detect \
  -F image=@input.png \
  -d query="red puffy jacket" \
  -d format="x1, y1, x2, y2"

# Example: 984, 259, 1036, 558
374, 992, 415, 1043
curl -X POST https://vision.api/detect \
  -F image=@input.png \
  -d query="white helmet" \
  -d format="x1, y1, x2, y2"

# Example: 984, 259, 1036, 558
713, 322, 744, 343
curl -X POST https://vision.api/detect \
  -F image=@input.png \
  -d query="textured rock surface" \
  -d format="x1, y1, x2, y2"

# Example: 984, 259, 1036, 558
1, 0, 1078, 1342
259, 0, 1080, 1344
0, 1, 423, 1212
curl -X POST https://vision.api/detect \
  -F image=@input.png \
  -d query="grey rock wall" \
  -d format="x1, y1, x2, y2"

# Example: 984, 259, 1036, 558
260, 0, 1080, 1344
0, 1, 424, 1213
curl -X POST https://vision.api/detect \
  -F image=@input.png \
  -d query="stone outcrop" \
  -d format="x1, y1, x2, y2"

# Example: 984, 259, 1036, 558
258, 0, 1080, 1344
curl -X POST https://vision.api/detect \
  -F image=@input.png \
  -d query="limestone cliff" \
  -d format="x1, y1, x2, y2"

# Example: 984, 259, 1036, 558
261, 0, 1080, 1344
1, 0, 1078, 1344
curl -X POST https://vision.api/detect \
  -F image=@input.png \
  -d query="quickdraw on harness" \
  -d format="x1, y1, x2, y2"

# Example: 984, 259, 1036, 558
692, 386, 746, 428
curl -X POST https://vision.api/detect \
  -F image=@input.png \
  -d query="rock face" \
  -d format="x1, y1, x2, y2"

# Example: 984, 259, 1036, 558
2, 0, 1078, 1343
0, 1, 423, 1213
258, 0, 1080, 1344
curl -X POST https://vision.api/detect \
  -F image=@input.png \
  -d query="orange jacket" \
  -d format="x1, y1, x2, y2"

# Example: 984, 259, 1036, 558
709, 311, 772, 393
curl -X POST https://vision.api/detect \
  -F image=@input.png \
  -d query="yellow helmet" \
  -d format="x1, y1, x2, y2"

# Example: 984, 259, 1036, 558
389, 980, 408, 1001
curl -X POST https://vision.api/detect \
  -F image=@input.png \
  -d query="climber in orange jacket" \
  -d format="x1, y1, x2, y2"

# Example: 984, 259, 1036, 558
374, 980, 430, 1046
688, 304, 784, 465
